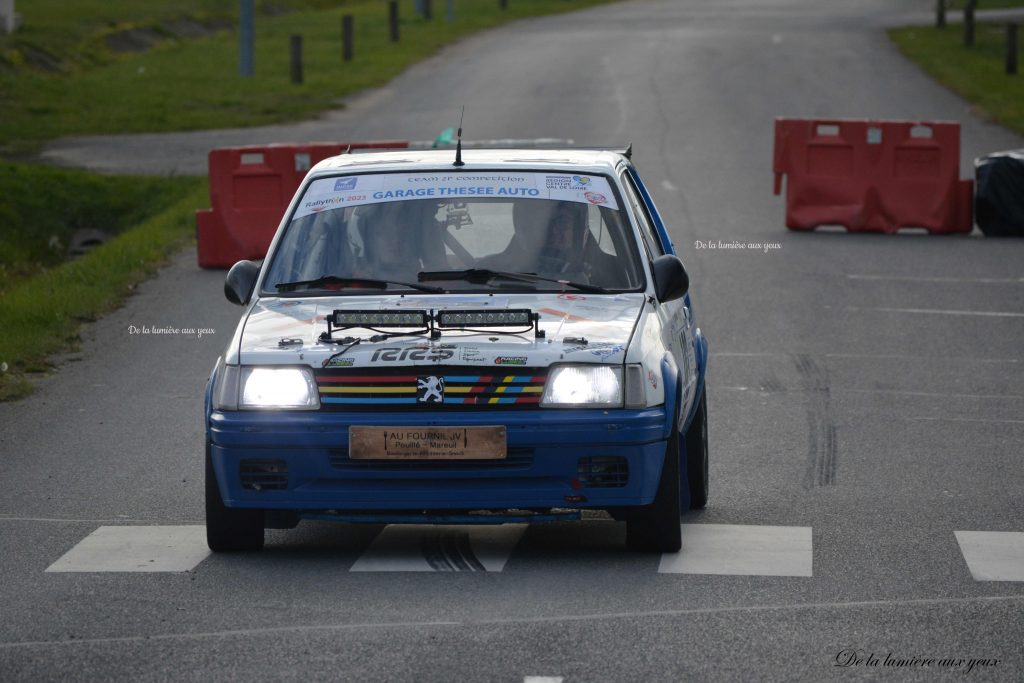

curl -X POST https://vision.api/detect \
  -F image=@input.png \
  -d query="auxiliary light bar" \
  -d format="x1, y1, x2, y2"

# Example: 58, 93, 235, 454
331, 310, 430, 328
322, 308, 543, 341
435, 309, 534, 328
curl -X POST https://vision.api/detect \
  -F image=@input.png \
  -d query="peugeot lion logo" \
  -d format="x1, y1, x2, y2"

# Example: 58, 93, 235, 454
417, 376, 444, 403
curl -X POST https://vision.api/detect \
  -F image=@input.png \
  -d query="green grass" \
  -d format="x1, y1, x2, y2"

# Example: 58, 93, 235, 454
0, 182, 204, 400
0, 163, 195, 292
0, 0, 617, 156
889, 21, 1024, 135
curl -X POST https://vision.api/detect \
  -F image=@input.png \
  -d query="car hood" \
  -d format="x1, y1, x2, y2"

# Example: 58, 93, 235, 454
237, 292, 645, 368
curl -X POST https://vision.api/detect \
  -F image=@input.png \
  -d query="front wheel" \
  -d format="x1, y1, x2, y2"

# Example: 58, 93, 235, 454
685, 389, 709, 509
205, 441, 264, 552
626, 429, 682, 553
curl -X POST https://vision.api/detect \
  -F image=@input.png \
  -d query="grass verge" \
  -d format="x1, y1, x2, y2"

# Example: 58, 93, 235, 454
0, 163, 196, 292
0, 182, 204, 401
0, 0, 619, 156
889, 21, 1024, 136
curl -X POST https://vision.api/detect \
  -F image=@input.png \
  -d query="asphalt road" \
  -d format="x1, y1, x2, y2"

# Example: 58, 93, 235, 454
6, 0, 1024, 680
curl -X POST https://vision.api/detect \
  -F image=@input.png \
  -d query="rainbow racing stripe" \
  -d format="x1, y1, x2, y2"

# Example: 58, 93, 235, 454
315, 368, 548, 409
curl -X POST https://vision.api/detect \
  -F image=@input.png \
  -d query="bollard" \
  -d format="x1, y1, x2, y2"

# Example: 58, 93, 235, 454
936, 0, 946, 29
446, 0, 454, 23
239, 0, 255, 77
290, 35, 303, 84
389, 1, 399, 42
1009, 23, 1019, 75
500, 0, 508, 9
415, 0, 424, 17
342, 15, 353, 62
964, 0, 975, 47
424, 0, 433, 21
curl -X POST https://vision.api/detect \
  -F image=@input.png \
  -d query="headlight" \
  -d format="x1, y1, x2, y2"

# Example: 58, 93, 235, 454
541, 365, 623, 408
239, 366, 319, 410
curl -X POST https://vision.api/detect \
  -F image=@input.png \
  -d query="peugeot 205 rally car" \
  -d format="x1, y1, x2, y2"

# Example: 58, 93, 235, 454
205, 146, 708, 553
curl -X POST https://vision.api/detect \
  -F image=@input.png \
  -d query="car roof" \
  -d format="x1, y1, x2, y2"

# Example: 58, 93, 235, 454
309, 148, 629, 177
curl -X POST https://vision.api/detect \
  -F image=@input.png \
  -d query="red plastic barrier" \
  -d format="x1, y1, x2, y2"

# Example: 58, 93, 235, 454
196, 141, 409, 268
773, 119, 973, 234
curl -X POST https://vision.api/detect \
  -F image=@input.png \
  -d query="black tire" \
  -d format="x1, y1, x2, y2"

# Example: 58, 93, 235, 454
626, 428, 682, 553
685, 389, 709, 509
205, 441, 264, 552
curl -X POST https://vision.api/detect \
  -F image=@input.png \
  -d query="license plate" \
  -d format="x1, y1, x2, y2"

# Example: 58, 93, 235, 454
348, 425, 507, 460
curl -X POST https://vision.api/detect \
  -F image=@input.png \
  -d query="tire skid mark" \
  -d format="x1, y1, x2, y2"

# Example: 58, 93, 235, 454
795, 354, 837, 488
422, 531, 487, 572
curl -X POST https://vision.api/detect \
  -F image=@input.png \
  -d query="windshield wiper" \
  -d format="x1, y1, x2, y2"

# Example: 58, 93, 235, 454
417, 268, 608, 293
275, 275, 444, 294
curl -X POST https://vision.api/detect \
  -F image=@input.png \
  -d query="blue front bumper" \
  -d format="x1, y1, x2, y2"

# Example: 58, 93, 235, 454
208, 407, 671, 511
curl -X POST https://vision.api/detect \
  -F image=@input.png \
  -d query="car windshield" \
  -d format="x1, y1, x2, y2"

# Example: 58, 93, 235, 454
261, 171, 645, 295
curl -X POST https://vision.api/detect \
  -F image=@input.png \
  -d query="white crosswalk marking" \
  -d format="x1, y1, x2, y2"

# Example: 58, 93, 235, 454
46, 526, 210, 573
955, 531, 1024, 582
659, 524, 813, 577
350, 524, 527, 572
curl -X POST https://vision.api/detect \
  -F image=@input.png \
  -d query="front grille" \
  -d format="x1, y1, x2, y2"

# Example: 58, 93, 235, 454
316, 366, 548, 411
240, 459, 288, 491
577, 456, 629, 488
329, 447, 534, 471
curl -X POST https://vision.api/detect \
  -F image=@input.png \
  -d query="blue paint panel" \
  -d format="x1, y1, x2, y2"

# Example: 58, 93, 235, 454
301, 511, 581, 525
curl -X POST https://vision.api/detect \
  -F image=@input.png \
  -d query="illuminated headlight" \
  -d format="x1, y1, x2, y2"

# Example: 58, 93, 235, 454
541, 365, 623, 408
240, 367, 319, 410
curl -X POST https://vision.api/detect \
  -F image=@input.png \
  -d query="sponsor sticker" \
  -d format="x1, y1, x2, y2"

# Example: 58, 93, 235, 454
294, 172, 620, 221
590, 344, 625, 359
325, 356, 355, 367
494, 356, 528, 366
584, 191, 607, 205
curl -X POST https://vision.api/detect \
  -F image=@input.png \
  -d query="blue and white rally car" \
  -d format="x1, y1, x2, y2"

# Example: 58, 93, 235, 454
205, 147, 709, 552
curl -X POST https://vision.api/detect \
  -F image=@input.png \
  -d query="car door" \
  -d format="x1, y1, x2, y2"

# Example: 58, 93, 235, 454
621, 167, 699, 430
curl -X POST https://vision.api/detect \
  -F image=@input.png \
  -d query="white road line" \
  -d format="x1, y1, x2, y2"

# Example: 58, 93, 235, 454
710, 352, 1021, 363
658, 524, 813, 577
524, 677, 564, 683
8, 595, 1019, 650
955, 531, 1024, 582
45, 526, 210, 573
350, 524, 526, 572
847, 274, 1024, 284
659, 179, 678, 192
714, 386, 1024, 401
843, 305, 1024, 318
903, 416, 1024, 426
0, 516, 202, 524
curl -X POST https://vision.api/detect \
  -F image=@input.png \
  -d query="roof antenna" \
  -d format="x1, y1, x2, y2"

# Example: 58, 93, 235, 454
453, 106, 465, 167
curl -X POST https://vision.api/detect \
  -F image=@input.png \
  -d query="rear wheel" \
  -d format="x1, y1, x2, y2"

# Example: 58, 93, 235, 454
685, 389, 709, 509
626, 429, 682, 553
205, 441, 264, 552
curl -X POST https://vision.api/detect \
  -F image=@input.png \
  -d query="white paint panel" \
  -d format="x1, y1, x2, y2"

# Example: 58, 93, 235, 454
658, 524, 813, 577
955, 531, 1024, 582
46, 526, 210, 573
351, 524, 526, 572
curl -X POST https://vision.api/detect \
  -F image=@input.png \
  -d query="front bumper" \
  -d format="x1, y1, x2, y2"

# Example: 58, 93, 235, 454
208, 407, 671, 511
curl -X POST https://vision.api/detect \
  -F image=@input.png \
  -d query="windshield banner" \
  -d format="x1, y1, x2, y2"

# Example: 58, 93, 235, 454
293, 172, 620, 221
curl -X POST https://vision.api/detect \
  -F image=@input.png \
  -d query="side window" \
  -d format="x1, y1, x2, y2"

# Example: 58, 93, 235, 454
620, 172, 664, 259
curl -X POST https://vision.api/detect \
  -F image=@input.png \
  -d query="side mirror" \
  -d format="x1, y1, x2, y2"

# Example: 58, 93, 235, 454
651, 254, 689, 303
224, 260, 261, 306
